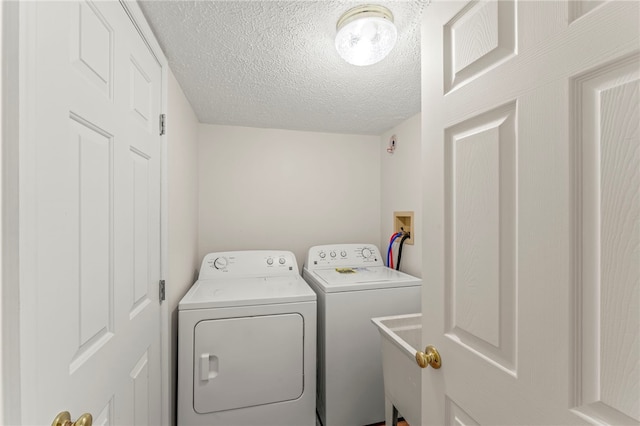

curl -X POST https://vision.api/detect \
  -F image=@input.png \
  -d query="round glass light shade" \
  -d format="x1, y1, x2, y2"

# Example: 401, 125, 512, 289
335, 6, 397, 66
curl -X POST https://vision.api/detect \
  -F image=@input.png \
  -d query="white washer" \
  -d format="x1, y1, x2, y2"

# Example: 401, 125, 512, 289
178, 250, 317, 425
302, 244, 421, 426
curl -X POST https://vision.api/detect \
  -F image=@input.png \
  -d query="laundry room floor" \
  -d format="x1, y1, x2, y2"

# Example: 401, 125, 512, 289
365, 420, 410, 426
315, 416, 409, 425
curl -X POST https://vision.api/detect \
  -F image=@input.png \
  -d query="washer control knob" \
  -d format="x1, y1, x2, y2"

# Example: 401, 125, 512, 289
361, 248, 372, 259
340, 251, 347, 257
319, 251, 326, 259
266, 258, 274, 266
279, 257, 286, 265
213, 257, 228, 269
330, 251, 336, 258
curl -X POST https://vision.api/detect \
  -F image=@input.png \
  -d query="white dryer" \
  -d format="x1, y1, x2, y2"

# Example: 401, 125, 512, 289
178, 250, 316, 426
302, 244, 421, 426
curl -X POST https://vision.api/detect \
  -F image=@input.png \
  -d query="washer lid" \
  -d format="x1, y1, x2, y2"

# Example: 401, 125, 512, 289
306, 266, 421, 292
179, 276, 316, 310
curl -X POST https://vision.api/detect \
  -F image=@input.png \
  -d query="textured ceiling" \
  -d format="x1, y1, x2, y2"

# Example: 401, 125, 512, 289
138, 0, 425, 135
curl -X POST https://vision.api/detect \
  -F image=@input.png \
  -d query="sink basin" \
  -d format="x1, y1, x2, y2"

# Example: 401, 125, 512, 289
371, 313, 422, 426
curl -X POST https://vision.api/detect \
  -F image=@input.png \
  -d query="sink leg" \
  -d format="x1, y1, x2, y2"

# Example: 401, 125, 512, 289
385, 398, 398, 426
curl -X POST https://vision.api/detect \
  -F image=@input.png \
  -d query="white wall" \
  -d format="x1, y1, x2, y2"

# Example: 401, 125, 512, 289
380, 113, 422, 278
1, 3, 5, 421
198, 124, 381, 268
166, 69, 200, 425
1, 2, 20, 423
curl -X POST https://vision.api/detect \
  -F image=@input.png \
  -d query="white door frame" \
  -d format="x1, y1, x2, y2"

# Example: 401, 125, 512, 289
0, 2, 171, 424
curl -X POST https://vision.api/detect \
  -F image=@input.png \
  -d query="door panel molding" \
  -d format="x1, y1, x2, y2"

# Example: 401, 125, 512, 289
443, 0, 517, 94
444, 100, 518, 376
571, 52, 640, 425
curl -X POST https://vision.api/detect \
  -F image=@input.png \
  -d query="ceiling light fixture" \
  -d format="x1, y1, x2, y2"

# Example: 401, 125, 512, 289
335, 4, 397, 67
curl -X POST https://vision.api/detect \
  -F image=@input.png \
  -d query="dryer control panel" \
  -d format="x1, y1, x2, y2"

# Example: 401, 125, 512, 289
305, 244, 383, 269
199, 251, 299, 279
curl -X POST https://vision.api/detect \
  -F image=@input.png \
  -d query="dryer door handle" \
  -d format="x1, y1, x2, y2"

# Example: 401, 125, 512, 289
199, 353, 219, 382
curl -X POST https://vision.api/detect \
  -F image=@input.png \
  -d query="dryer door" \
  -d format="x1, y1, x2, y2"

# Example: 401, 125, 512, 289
193, 313, 304, 413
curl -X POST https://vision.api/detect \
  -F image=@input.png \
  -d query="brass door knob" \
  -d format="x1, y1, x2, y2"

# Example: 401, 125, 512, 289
52, 411, 93, 426
416, 345, 441, 369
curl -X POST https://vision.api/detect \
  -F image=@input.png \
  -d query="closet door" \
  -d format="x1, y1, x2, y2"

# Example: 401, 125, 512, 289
421, 1, 638, 424
19, 1, 163, 424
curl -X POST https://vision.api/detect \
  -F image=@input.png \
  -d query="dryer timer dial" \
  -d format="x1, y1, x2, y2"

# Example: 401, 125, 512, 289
213, 257, 228, 269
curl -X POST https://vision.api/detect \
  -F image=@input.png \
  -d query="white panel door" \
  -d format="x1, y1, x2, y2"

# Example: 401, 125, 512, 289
422, 1, 638, 424
19, 1, 162, 424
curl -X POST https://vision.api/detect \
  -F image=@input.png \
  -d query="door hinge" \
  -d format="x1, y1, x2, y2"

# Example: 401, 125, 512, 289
159, 279, 166, 302
159, 114, 166, 136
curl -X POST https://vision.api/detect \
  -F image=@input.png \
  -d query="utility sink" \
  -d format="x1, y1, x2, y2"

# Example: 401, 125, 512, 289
371, 313, 422, 426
